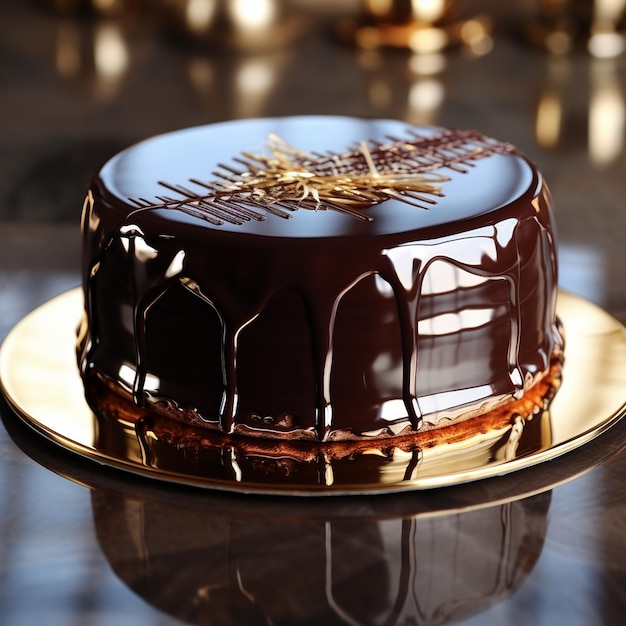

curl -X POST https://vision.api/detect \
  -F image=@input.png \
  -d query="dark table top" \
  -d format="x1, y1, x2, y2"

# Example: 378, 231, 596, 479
2, 1, 626, 624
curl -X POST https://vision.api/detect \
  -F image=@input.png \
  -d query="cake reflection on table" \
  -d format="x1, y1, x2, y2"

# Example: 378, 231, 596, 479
91, 487, 550, 625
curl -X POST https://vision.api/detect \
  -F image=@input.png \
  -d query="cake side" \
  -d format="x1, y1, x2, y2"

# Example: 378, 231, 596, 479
77, 117, 563, 443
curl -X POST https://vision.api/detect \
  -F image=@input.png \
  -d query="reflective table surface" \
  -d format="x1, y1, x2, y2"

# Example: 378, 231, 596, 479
2, 1, 626, 624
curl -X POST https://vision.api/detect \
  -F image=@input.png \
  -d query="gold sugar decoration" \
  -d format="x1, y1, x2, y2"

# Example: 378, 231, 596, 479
231, 134, 447, 210
128, 128, 515, 226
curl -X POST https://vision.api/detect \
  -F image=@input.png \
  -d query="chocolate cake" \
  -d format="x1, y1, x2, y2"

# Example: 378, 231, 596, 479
77, 116, 563, 445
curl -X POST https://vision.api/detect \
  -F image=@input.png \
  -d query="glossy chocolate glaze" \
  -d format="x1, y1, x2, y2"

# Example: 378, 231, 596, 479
77, 117, 563, 442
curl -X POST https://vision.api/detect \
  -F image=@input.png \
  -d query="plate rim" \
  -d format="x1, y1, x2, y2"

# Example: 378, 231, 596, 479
2, 288, 626, 496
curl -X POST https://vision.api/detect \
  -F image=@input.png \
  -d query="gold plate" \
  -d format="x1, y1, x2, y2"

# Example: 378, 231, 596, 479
1, 288, 626, 496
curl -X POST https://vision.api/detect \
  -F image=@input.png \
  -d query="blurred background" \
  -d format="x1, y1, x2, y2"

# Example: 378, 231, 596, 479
2, 2, 626, 625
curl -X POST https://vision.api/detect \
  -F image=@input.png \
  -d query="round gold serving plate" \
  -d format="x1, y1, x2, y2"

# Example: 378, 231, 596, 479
1, 288, 626, 496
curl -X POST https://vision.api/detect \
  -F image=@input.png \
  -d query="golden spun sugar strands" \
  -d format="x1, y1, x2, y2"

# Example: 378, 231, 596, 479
127, 128, 515, 225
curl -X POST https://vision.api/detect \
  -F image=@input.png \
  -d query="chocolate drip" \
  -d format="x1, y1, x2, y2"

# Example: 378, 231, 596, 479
80, 214, 549, 441
379, 219, 531, 427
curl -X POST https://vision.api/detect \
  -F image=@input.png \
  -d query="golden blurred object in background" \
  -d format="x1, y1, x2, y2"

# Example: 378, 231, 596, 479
336, 0, 493, 55
55, 19, 131, 97
156, 0, 304, 52
525, 0, 626, 57
41, 0, 135, 17
535, 54, 625, 166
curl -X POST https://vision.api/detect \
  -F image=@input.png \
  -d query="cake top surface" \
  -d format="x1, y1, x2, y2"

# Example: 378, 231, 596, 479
99, 116, 536, 238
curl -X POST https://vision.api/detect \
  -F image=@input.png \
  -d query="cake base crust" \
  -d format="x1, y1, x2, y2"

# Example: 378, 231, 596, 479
84, 346, 563, 463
